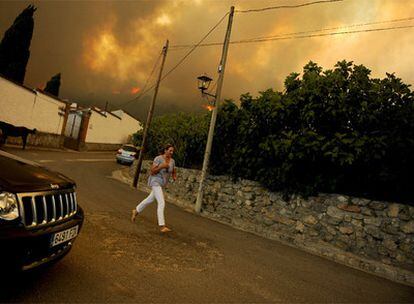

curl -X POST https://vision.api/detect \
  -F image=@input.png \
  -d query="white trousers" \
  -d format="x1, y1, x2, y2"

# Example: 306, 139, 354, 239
136, 186, 166, 226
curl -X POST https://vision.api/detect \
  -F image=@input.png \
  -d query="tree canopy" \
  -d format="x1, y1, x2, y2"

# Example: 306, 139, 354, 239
132, 112, 209, 169
0, 5, 36, 83
134, 60, 414, 203
44, 73, 61, 97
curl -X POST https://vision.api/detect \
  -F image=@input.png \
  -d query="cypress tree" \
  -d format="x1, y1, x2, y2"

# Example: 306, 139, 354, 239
44, 73, 61, 97
0, 5, 36, 83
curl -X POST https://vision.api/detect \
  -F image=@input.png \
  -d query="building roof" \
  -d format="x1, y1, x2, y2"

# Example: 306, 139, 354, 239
0, 73, 69, 105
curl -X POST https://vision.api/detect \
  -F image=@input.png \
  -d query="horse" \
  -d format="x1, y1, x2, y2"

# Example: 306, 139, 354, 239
0, 121, 37, 149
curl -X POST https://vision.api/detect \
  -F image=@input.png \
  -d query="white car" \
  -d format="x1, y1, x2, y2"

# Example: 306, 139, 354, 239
116, 145, 139, 165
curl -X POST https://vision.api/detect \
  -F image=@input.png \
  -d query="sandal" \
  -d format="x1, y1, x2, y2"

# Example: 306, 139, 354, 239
131, 209, 138, 222
160, 226, 172, 233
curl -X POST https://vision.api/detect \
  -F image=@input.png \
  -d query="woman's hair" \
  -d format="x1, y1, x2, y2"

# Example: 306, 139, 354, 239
160, 143, 174, 154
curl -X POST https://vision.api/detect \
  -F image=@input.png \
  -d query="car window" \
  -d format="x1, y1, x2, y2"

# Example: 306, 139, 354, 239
122, 146, 137, 152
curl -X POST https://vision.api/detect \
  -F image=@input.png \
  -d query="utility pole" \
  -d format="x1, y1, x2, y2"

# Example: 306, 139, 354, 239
132, 39, 169, 188
195, 7, 235, 213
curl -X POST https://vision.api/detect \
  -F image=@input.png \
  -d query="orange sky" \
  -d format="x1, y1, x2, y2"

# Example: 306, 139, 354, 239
0, 0, 413, 119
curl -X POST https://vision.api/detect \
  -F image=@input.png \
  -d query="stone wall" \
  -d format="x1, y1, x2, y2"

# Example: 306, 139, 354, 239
82, 142, 122, 151
129, 160, 414, 286
3, 131, 64, 149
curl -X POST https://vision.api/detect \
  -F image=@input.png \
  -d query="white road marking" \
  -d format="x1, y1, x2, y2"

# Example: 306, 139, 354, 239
65, 159, 114, 162
37, 159, 114, 163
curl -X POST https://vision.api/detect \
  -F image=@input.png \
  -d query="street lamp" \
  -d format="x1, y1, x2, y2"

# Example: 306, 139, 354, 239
197, 75, 216, 98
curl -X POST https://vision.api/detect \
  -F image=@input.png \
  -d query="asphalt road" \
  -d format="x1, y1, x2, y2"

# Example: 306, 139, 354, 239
1, 147, 413, 303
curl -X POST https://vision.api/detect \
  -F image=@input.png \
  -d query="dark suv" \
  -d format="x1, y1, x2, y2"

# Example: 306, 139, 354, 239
0, 150, 84, 271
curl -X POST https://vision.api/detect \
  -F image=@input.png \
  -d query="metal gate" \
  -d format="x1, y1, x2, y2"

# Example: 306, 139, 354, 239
63, 111, 83, 150
64, 112, 82, 138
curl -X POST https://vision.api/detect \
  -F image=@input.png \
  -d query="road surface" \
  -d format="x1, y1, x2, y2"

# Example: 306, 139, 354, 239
1, 147, 413, 303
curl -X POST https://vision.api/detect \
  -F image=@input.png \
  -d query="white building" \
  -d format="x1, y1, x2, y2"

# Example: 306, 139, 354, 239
0, 75, 142, 150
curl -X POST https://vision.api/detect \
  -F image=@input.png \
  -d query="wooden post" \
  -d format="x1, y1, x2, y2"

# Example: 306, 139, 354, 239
132, 40, 169, 188
195, 7, 235, 213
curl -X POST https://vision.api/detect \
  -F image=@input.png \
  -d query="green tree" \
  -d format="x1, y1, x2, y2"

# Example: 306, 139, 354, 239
44, 73, 61, 97
131, 60, 414, 203
0, 5, 36, 83
210, 100, 241, 175
133, 112, 209, 168
224, 60, 414, 202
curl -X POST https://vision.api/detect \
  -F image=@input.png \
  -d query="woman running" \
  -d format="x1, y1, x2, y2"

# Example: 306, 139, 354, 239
131, 144, 177, 233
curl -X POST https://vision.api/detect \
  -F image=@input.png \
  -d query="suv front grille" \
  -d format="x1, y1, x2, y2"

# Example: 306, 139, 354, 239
16, 189, 77, 228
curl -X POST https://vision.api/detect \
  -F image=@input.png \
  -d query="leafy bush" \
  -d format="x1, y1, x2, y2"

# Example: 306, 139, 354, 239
133, 60, 414, 203
134, 112, 209, 168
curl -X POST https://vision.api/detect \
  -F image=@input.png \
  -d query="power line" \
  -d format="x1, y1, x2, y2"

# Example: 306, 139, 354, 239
235, 0, 343, 13
240, 16, 414, 42
160, 12, 229, 82
121, 12, 230, 108
118, 50, 163, 108
170, 24, 414, 50
234, 24, 414, 44
125, 23, 413, 107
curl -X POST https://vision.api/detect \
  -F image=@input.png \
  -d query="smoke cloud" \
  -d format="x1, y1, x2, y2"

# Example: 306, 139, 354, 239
0, 0, 413, 120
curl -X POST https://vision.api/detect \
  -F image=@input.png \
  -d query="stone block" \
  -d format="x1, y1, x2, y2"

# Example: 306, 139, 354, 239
339, 225, 354, 235
378, 246, 388, 256
301, 200, 312, 208
311, 203, 326, 213
399, 243, 413, 253
356, 239, 366, 249
262, 197, 272, 206
280, 208, 289, 216
263, 217, 274, 226
351, 219, 363, 227
401, 221, 414, 234
269, 192, 281, 203
382, 223, 400, 235
295, 221, 305, 233
398, 207, 411, 221
337, 203, 361, 213
387, 204, 400, 218
363, 217, 382, 227
307, 229, 319, 237
383, 238, 398, 251
323, 233, 334, 242
381, 258, 393, 265
326, 206, 345, 220
242, 186, 253, 192
409, 206, 414, 219
351, 198, 371, 206
244, 193, 254, 200
334, 241, 349, 250
396, 253, 407, 263
294, 234, 305, 244
222, 187, 233, 195
364, 225, 384, 240
326, 225, 337, 236
303, 215, 318, 226
273, 214, 295, 226
326, 216, 342, 225
369, 201, 387, 210
361, 208, 375, 216
337, 195, 349, 203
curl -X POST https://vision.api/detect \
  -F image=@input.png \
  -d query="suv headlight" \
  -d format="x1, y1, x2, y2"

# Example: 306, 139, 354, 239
0, 192, 19, 221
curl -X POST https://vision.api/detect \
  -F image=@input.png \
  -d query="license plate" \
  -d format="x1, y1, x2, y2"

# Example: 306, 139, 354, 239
50, 226, 79, 247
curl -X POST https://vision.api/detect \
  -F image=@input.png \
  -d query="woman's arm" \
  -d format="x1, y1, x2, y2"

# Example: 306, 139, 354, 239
172, 168, 177, 181
150, 160, 169, 175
